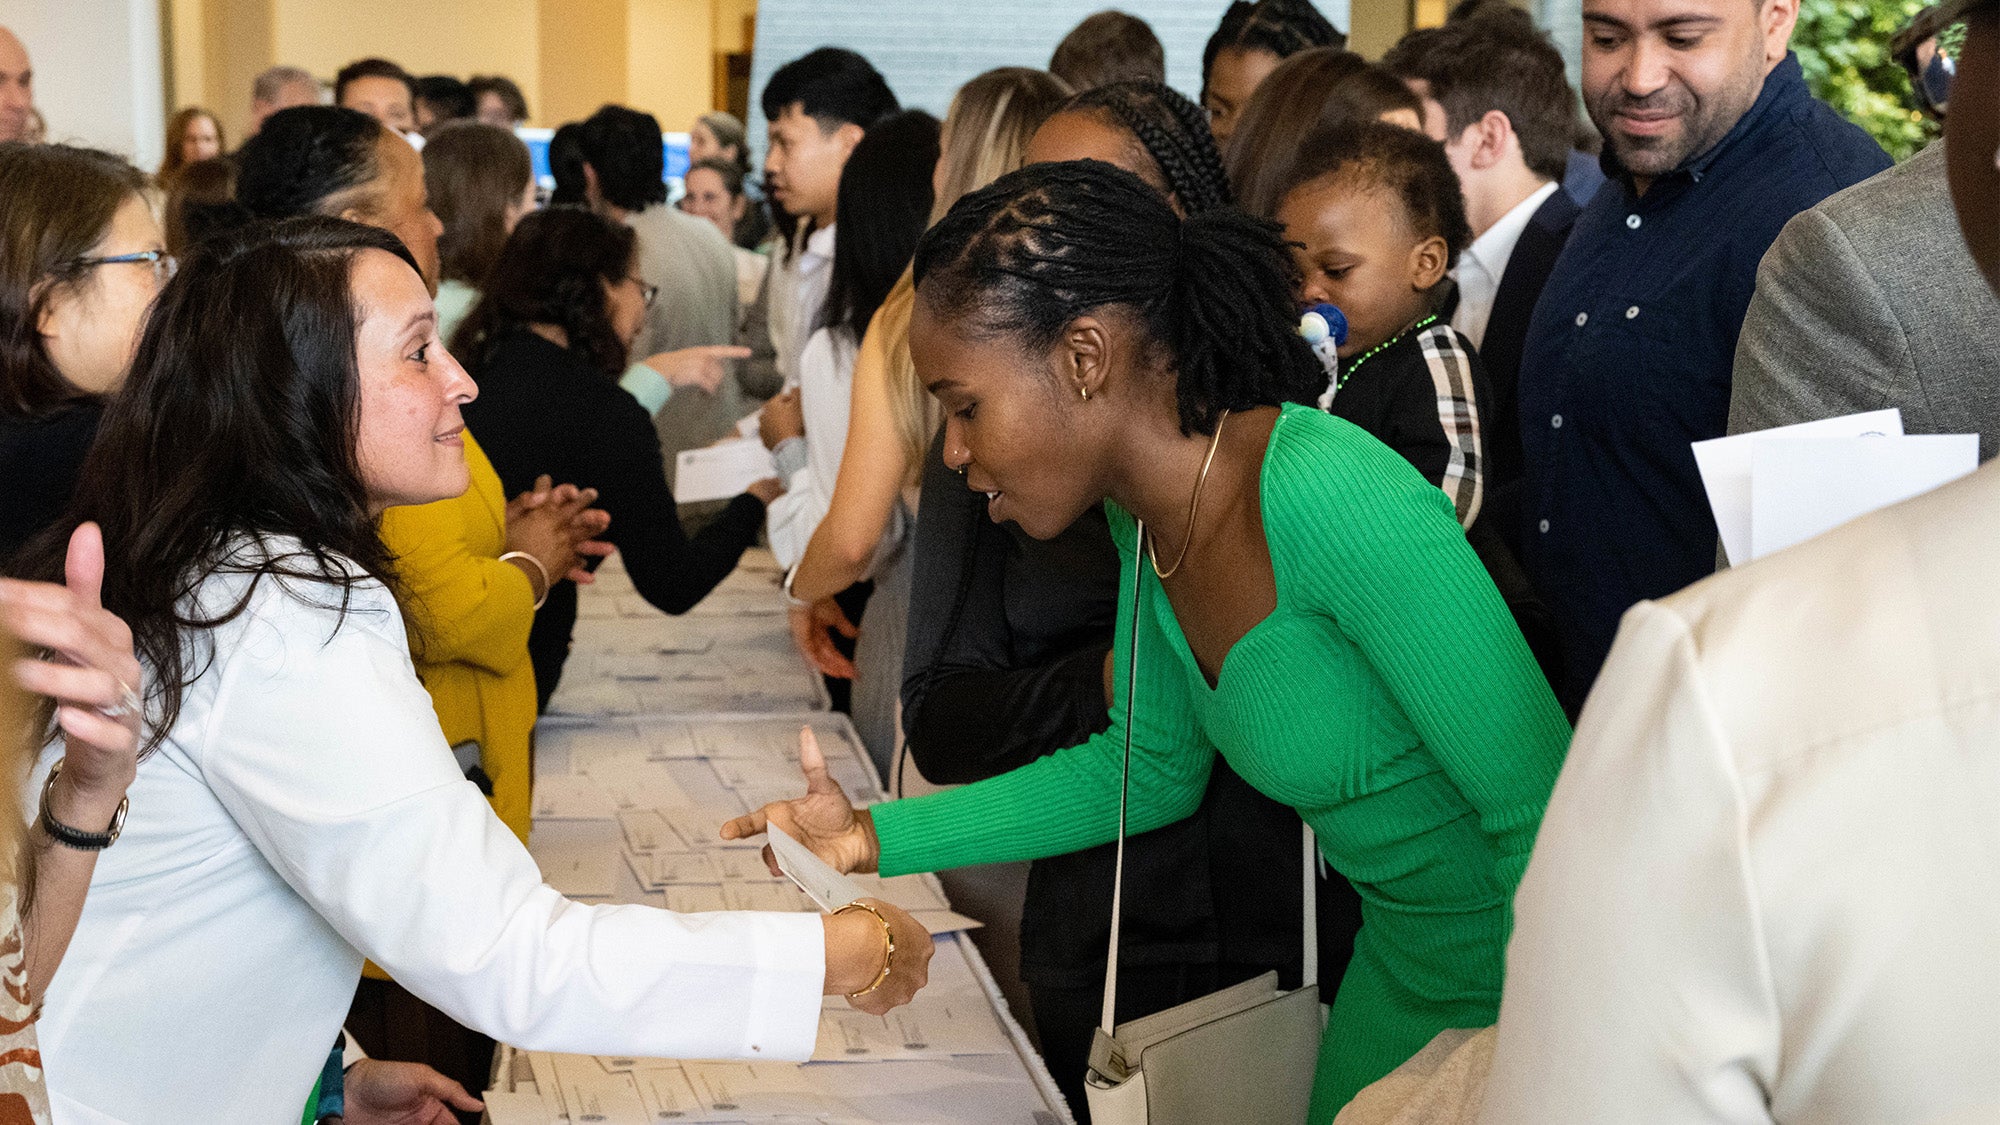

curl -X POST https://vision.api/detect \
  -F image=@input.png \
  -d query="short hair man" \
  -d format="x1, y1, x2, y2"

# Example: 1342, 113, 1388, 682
757, 47, 898, 390
1396, 17, 1583, 515
1729, 143, 2000, 462
336, 58, 417, 135
0, 26, 33, 144
574, 105, 748, 468
1385, 10, 1606, 208
1515, 0, 1891, 713
413, 75, 475, 135
469, 75, 529, 128
1049, 10, 1166, 92
250, 66, 320, 136
1483, 3, 2000, 1118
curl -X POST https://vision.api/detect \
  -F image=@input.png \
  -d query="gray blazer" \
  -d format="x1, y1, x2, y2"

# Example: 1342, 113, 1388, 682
1730, 140, 2000, 461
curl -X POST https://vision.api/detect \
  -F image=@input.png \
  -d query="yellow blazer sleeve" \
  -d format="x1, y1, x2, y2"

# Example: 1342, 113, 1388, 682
380, 433, 535, 677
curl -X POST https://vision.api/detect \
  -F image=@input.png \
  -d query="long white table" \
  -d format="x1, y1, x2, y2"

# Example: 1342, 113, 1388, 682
484, 552, 1072, 1125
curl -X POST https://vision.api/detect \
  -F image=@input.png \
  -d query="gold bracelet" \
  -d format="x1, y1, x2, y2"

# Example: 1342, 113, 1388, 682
834, 900, 895, 998
497, 551, 551, 610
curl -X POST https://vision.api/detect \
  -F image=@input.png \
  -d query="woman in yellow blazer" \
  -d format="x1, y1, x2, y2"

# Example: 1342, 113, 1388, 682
379, 431, 605, 839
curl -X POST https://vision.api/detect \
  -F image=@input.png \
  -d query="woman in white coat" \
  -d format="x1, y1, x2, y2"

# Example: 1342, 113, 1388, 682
11, 216, 932, 1124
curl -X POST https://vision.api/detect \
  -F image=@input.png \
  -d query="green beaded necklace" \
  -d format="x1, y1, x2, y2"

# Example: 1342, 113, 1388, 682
1335, 313, 1439, 394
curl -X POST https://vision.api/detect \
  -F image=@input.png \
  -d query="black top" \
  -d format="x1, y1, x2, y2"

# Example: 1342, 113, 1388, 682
463, 330, 766, 703
0, 402, 101, 570
902, 429, 1322, 989
1520, 52, 1891, 710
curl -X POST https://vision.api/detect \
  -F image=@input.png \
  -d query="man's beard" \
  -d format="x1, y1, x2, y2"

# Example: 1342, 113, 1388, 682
1587, 82, 1712, 176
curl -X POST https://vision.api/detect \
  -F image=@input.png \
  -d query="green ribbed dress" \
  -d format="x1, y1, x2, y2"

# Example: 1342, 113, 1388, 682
873, 404, 1572, 1120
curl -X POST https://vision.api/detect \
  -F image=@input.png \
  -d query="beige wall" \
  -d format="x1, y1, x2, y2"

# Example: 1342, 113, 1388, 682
273, 0, 542, 118
167, 0, 736, 137
628, 0, 713, 134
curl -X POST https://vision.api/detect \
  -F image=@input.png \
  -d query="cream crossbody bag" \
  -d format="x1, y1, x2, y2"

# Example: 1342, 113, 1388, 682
1083, 517, 1326, 1125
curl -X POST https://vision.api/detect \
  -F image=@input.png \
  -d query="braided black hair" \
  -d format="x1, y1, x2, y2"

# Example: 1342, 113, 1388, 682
1203, 0, 1346, 100
914, 160, 1320, 436
1060, 80, 1233, 214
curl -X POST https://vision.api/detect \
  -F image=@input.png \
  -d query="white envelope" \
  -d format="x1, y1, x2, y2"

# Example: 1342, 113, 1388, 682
674, 437, 776, 504
1694, 409, 1903, 566
1749, 434, 1979, 558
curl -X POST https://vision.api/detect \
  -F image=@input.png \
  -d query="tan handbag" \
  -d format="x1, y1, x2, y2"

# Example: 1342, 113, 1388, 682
1083, 518, 1326, 1125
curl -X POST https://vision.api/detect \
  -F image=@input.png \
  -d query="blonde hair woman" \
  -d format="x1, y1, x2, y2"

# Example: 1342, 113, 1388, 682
783, 67, 1072, 684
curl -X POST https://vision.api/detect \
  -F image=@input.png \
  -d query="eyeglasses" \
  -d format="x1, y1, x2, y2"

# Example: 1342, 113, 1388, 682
68, 249, 175, 284
627, 275, 659, 309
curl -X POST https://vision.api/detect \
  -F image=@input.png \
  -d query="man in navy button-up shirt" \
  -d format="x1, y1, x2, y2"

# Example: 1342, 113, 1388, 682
1519, 0, 1889, 712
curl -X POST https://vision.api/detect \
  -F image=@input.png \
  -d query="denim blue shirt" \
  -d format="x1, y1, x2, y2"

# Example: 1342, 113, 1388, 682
1518, 53, 1889, 710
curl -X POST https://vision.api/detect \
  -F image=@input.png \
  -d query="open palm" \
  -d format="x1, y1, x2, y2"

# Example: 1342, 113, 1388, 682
721, 727, 879, 875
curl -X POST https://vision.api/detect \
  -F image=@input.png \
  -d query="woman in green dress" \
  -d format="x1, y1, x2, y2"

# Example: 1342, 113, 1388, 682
726, 159, 1572, 1120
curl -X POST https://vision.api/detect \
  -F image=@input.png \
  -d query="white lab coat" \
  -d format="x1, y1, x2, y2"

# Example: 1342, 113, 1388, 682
36, 540, 824, 1124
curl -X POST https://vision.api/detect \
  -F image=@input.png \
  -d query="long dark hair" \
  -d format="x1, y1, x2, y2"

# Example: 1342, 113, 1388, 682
821, 109, 939, 338
0, 144, 148, 419
423, 120, 532, 286
452, 207, 634, 378
914, 159, 1320, 436
1058, 81, 1233, 213
16, 217, 419, 754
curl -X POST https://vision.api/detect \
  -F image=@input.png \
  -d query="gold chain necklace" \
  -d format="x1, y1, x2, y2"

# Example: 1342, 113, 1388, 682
1144, 409, 1230, 581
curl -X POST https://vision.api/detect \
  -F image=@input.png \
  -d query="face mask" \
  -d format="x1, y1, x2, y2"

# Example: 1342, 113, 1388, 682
1922, 50, 1956, 114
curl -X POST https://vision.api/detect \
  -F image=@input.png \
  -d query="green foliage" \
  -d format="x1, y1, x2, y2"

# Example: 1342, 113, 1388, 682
1793, 0, 1940, 160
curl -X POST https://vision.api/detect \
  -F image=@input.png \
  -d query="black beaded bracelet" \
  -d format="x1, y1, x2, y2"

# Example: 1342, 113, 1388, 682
39, 759, 128, 851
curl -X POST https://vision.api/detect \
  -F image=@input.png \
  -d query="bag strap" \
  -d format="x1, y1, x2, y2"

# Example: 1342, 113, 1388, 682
1101, 518, 1318, 1036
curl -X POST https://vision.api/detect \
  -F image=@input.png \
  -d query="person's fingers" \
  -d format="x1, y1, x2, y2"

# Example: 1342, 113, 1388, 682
575, 539, 616, 557
15, 659, 122, 709
56, 705, 135, 750
419, 1070, 483, 1111
0, 598, 95, 666
762, 841, 782, 877
693, 345, 752, 360
720, 805, 770, 840
66, 523, 106, 608
799, 727, 840, 794
806, 631, 858, 679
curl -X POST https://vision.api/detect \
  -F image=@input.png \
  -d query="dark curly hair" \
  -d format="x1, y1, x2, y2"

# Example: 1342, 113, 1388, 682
1278, 120, 1474, 269
1058, 80, 1233, 213
914, 159, 1321, 436
451, 207, 635, 378
15, 217, 420, 755
235, 105, 386, 220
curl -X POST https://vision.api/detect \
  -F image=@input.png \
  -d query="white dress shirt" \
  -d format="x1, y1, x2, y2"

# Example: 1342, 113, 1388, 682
37, 541, 824, 1124
1481, 459, 2000, 1124
766, 223, 837, 390
1449, 182, 1559, 351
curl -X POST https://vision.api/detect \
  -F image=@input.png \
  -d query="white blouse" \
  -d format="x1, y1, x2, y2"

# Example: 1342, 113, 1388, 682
767, 325, 882, 574
35, 543, 824, 1124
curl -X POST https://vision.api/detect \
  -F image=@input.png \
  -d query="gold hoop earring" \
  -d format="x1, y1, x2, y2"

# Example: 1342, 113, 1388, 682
1079, 385, 1090, 401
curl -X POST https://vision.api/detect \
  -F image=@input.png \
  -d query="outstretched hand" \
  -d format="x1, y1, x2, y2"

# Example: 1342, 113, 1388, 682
720, 727, 880, 876
0, 523, 142, 803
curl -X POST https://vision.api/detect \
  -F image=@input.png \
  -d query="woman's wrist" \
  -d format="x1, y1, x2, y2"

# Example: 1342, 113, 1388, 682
855, 806, 881, 873
46, 764, 130, 831
821, 908, 890, 995
498, 551, 551, 609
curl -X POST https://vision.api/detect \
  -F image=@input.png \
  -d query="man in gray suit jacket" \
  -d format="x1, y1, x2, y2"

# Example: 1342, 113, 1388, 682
1730, 140, 2000, 461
